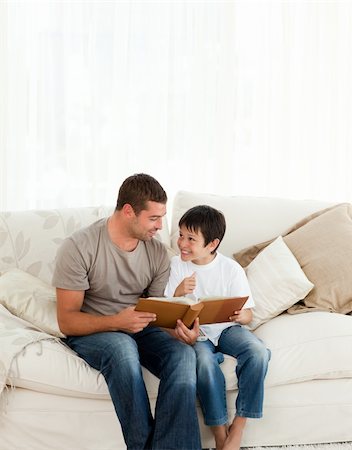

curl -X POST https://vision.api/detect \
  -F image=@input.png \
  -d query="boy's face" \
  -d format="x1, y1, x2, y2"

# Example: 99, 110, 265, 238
177, 224, 218, 265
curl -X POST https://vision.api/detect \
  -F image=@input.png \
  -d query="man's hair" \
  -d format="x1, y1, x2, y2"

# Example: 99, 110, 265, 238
179, 205, 226, 253
115, 173, 167, 214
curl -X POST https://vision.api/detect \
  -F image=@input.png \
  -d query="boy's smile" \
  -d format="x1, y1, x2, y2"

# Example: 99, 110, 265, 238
177, 225, 218, 265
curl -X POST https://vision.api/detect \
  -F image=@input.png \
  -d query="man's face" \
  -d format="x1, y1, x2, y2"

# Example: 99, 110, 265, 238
130, 201, 166, 241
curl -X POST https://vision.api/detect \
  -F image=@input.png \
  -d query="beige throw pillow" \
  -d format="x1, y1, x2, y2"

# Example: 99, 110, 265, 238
245, 236, 314, 330
0, 268, 65, 337
234, 203, 344, 267
235, 203, 352, 315
283, 204, 352, 314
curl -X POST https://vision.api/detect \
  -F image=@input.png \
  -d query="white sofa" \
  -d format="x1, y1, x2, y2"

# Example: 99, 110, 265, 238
1, 190, 352, 450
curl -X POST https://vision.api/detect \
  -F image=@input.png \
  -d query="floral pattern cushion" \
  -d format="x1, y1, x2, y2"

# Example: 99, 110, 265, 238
0, 206, 113, 284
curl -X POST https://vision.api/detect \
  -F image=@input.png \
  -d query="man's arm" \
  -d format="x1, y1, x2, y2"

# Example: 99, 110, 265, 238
56, 288, 157, 336
146, 243, 170, 297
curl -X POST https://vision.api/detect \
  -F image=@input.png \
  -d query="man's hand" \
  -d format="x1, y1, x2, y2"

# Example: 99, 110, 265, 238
174, 317, 200, 345
115, 306, 157, 333
174, 272, 196, 296
56, 287, 156, 336
229, 308, 253, 325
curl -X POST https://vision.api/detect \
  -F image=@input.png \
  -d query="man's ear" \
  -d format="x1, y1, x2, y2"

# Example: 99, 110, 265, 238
122, 203, 136, 218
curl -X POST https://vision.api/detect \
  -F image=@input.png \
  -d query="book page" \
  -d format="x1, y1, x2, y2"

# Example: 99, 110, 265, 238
199, 296, 233, 302
147, 296, 197, 305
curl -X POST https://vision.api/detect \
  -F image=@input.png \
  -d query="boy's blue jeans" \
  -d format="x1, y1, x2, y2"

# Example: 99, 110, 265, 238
65, 327, 201, 450
194, 325, 271, 426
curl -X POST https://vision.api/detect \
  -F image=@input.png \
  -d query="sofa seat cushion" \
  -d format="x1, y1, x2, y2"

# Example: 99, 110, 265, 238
9, 339, 111, 399
254, 311, 352, 387
8, 336, 161, 400
221, 312, 352, 390
7, 310, 352, 400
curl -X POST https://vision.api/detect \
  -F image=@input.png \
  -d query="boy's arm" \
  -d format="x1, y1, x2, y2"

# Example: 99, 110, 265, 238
174, 318, 200, 345
227, 263, 254, 325
174, 272, 196, 296
230, 307, 253, 325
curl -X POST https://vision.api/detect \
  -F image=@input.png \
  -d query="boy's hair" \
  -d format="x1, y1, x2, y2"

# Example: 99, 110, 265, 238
179, 205, 226, 253
115, 173, 167, 215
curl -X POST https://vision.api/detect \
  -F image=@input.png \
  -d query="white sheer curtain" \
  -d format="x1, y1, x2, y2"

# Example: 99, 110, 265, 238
1, 1, 352, 211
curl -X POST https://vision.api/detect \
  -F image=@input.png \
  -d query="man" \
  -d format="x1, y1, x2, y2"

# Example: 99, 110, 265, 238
53, 173, 201, 450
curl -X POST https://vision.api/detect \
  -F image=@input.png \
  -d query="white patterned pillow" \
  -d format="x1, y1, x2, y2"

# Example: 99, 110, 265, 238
245, 236, 314, 330
0, 268, 65, 337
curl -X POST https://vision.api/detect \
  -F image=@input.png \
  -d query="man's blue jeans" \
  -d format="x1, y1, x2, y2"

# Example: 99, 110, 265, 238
194, 325, 271, 426
66, 327, 201, 450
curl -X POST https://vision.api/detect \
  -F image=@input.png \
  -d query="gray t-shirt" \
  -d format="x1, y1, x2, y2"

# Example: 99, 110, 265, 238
52, 218, 170, 315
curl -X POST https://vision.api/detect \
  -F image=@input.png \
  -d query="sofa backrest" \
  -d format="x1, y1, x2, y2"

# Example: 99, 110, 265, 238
0, 205, 171, 285
0, 193, 336, 285
171, 191, 335, 257
0, 207, 111, 284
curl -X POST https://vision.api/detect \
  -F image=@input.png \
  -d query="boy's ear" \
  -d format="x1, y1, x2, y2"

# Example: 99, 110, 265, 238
208, 238, 220, 252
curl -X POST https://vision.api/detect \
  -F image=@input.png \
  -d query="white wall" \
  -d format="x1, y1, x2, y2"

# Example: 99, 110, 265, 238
1, 1, 352, 211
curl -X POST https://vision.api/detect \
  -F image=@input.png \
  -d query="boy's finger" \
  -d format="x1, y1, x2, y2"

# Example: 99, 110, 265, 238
176, 319, 189, 331
192, 318, 200, 332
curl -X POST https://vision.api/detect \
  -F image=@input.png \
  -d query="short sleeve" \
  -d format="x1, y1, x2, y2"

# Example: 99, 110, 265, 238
164, 256, 185, 297
52, 237, 90, 291
146, 242, 171, 298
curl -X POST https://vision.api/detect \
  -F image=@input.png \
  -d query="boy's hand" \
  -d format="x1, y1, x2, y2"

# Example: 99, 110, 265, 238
174, 272, 196, 296
229, 308, 253, 325
174, 317, 200, 345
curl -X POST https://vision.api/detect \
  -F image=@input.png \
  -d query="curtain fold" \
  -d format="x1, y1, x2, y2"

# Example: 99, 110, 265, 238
1, 1, 352, 211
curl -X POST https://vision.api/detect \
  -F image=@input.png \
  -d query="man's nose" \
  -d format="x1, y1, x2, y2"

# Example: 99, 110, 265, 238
155, 218, 163, 229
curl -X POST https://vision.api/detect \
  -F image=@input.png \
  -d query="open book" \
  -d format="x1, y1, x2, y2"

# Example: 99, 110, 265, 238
135, 296, 248, 329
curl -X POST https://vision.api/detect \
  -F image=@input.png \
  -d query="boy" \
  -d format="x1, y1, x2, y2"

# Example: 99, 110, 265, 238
165, 205, 270, 450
